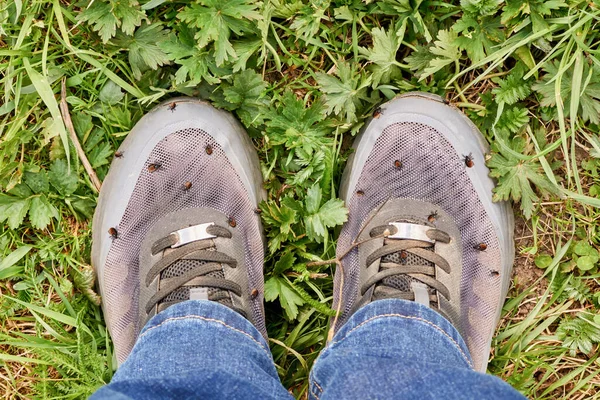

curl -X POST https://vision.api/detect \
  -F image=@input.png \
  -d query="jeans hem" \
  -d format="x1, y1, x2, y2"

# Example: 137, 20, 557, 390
326, 299, 473, 368
140, 314, 271, 357
137, 300, 271, 357
330, 313, 473, 369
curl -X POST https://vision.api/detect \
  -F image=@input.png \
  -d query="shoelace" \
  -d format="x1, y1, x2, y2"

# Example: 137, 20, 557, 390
144, 224, 246, 317
360, 224, 452, 307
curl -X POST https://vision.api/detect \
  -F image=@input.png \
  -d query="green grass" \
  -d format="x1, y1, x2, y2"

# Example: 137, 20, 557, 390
1, 0, 600, 398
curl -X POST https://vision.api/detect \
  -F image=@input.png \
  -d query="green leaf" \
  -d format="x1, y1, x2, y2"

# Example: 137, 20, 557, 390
359, 27, 403, 86
290, 3, 328, 41
405, 45, 436, 76
88, 142, 113, 169
551, 273, 591, 303
557, 314, 600, 356
78, 0, 145, 42
260, 200, 297, 235
460, 0, 502, 16
420, 29, 461, 80
0, 245, 32, 272
502, 0, 567, 34
305, 184, 322, 215
141, 0, 167, 10
72, 198, 96, 219
9, 183, 33, 198
78, 1, 118, 43
23, 170, 49, 194
304, 185, 348, 242
48, 159, 79, 196
160, 29, 221, 85
273, 252, 296, 276
13, 281, 31, 291
231, 38, 262, 72
114, 0, 145, 36
71, 112, 94, 140
488, 137, 558, 219
113, 23, 170, 79
315, 61, 371, 123
577, 255, 598, 272
178, 0, 261, 66
573, 241, 599, 257
99, 80, 124, 105
317, 199, 348, 229
0, 197, 31, 229
532, 60, 600, 124
534, 254, 553, 269
495, 106, 529, 134
454, 15, 503, 63
492, 69, 532, 105
211, 70, 270, 127
266, 92, 331, 154
333, 5, 354, 22
264, 277, 305, 320
28, 196, 59, 230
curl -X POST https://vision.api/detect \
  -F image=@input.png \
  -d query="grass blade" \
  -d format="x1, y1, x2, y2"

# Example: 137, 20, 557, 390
22, 58, 70, 166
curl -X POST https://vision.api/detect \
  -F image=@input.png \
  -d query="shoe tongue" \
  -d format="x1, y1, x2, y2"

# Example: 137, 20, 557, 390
380, 248, 434, 290
158, 255, 233, 310
376, 220, 438, 305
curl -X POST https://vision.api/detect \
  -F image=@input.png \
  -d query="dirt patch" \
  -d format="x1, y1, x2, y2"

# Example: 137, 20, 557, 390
512, 211, 547, 292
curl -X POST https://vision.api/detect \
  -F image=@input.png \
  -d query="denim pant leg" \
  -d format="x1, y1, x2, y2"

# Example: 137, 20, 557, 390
309, 299, 525, 400
91, 300, 292, 400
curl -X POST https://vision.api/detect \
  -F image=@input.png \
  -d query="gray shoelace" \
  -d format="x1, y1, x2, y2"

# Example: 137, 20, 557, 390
144, 224, 246, 317
361, 224, 452, 306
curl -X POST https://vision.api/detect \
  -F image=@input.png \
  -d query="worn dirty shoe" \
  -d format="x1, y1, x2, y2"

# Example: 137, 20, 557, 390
92, 98, 266, 364
335, 92, 514, 371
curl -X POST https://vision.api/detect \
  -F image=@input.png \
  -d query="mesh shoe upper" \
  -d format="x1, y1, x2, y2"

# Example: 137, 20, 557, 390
92, 99, 266, 364
336, 93, 514, 371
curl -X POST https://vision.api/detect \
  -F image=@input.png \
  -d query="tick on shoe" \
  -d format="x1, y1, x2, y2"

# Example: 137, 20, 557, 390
428, 211, 438, 223
399, 250, 408, 263
474, 243, 487, 251
228, 216, 236, 227
168, 102, 177, 112
373, 107, 383, 118
464, 153, 474, 168
148, 163, 161, 173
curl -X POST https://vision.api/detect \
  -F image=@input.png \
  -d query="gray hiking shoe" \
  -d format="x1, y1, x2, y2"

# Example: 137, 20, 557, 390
335, 92, 514, 371
92, 98, 266, 364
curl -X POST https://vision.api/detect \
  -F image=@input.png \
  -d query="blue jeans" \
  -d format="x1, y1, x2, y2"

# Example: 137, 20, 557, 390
92, 299, 524, 399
